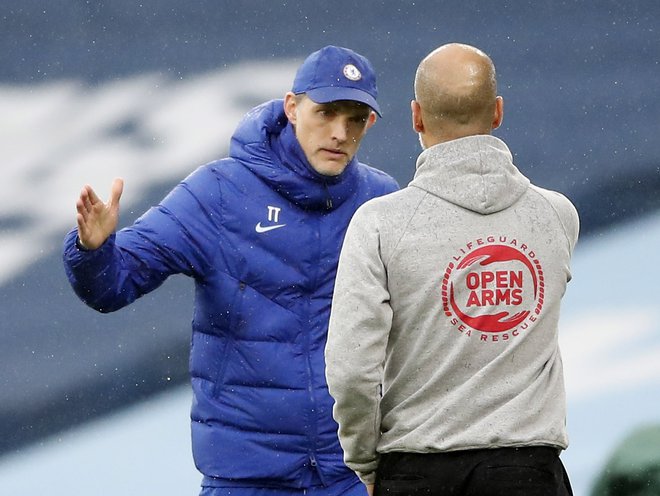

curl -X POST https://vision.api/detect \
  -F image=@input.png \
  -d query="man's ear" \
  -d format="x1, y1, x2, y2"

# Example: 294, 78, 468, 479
492, 96, 504, 130
366, 111, 377, 131
284, 92, 298, 124
411, 99, 424, 133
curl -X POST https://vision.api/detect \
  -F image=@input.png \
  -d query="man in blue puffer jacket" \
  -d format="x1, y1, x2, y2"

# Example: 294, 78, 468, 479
62, 46, 398, 496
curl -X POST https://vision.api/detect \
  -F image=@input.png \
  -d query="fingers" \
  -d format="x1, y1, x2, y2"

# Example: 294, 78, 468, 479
77, 184, 96, 212
74, 178, 124, 251
76, 209, 94, 247
86, 184, 101, 205
76, 178, 124, 216
76, 186, 92, 222
76, 212, 87, 237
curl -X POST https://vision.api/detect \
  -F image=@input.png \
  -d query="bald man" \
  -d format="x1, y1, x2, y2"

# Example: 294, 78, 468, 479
325, 43, 578, 496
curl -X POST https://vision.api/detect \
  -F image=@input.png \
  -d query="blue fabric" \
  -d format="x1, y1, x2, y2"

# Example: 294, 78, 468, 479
63, 99, 398, 489
291, 45, 381, 116
200, 475, 367, 496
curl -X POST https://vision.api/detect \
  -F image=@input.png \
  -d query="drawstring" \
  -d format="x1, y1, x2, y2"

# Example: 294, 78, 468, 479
323, 181, 333, 210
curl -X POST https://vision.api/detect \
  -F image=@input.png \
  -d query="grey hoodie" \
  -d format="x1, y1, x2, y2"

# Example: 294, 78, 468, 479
325, 135, 579, 484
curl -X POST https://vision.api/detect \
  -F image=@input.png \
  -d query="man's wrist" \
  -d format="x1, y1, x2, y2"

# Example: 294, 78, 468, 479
76, 236, 90, 251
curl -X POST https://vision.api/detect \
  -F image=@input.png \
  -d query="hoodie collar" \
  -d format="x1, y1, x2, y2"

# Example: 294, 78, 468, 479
410, 135, 530, 215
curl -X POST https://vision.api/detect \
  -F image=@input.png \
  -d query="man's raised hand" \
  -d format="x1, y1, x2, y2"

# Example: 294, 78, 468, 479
76, 178, 124, 250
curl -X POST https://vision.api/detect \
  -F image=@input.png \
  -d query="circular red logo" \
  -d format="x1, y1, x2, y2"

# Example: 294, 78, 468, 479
442, 241, 544, 335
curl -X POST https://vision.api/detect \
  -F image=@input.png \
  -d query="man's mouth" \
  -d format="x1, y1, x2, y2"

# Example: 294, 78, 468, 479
320, 148, 347, 158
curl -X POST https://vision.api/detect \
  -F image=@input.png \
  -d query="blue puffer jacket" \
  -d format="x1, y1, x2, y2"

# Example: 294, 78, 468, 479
63, 99, 399, 489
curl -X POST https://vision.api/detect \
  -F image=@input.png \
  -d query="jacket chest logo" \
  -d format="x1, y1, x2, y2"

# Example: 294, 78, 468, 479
255, 205, 287, 233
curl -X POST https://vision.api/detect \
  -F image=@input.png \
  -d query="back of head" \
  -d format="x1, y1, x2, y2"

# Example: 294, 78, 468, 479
414, 43, 498, 142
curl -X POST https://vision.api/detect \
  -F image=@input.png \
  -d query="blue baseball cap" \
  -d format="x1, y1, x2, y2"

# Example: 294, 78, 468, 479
292, 45, 382, 117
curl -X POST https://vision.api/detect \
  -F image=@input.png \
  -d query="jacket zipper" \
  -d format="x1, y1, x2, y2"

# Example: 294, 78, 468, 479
304, 215, 323, 483
323, 181, 333, 210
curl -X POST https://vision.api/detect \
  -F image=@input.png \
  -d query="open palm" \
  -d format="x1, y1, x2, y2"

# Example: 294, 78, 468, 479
76, 178, 124, 250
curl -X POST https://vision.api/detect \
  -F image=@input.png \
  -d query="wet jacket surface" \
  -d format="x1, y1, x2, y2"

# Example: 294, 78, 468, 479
62, 99, 398, 488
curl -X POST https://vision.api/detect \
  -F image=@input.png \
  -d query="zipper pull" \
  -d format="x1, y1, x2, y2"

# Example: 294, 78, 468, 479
323, 181, 333, 210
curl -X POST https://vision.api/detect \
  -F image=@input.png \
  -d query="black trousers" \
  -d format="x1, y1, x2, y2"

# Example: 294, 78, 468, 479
374, 447, 573, 496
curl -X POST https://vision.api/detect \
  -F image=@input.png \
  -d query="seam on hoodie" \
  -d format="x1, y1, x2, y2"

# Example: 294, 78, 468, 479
477, 138, 489, 211
382, 190, 428, 267
528, 187, 574, 254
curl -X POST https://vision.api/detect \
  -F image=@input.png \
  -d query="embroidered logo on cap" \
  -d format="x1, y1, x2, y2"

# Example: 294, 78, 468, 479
343, 64, 362, 81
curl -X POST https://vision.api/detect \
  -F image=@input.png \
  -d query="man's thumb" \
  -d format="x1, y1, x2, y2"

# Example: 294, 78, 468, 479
109, 177, 124, 210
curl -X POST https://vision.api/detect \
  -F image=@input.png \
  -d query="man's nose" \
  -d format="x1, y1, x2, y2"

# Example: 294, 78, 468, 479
331, 118, 349, 142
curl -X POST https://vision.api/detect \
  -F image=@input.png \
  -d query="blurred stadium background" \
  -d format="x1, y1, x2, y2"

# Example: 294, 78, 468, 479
1, 1, 659, 494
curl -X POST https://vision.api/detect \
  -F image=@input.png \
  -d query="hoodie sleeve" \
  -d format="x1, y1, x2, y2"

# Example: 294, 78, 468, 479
325, 201, 393, 484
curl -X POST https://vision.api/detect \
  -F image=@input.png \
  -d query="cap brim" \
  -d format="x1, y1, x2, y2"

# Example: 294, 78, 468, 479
305, 87, 382, 117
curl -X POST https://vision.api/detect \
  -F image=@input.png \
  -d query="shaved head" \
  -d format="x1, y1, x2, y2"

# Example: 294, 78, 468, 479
413, 43, 500, 144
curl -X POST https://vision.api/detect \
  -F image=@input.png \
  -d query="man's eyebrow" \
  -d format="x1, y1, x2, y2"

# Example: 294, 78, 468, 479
324, 101, 370, 113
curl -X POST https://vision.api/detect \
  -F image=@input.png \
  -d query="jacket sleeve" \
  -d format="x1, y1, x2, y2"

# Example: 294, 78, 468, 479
325, 201, 392, 484
62, 166, 218, 313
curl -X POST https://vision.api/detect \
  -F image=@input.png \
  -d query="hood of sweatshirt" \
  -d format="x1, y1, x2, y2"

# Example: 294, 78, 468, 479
409, 135, 530, 214
228, 98, 360, 211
